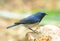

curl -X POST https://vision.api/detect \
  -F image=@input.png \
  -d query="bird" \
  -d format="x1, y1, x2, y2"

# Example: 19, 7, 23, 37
7, 12, 47, 33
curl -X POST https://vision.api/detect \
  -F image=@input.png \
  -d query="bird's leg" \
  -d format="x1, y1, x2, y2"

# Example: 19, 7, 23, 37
27, 27, 38, 33
24, 24, 38, 33
31, 22, 40, 31
34, 24, 40, 31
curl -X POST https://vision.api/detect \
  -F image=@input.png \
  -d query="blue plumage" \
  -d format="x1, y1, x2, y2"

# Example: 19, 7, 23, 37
7, 12, 47, 32
15, 12, 46, 24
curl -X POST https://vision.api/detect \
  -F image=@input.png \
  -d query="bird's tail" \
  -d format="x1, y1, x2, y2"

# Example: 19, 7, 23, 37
7, 24, 19, 29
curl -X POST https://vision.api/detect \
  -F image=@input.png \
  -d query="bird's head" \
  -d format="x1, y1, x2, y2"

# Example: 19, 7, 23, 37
34, 12, 47, 18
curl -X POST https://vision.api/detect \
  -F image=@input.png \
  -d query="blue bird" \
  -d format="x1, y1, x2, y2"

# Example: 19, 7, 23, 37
7, 12, 47, 33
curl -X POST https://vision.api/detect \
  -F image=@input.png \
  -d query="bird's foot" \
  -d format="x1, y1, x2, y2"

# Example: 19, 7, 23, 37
32, 30, 40, 34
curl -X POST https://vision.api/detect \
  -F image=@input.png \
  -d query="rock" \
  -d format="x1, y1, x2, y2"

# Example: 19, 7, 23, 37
25, 24, 60, 41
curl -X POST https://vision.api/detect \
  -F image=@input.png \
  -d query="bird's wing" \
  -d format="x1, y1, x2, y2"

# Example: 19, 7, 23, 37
15, 16, 40, 24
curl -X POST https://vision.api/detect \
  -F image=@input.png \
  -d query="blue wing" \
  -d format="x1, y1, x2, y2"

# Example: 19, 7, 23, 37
15, 15, 40, 24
